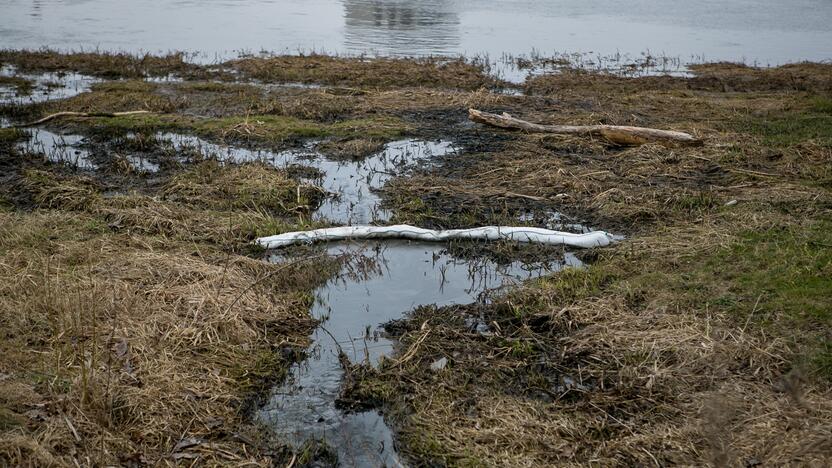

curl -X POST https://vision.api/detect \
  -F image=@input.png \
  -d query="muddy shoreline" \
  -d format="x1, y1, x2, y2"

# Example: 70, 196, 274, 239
1, 51, 831, 466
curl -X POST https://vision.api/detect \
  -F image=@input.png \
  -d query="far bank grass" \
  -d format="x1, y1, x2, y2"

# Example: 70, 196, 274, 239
1, 49, 497, 89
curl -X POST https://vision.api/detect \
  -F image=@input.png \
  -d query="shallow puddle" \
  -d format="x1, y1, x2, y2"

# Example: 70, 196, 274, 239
157, 133, 456, 224
0, 65, 98, 105
17, 128, 95, 169
259, 241, 581, 466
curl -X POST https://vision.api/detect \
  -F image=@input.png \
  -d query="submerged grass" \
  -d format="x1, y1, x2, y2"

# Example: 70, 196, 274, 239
0, 75, 34, 96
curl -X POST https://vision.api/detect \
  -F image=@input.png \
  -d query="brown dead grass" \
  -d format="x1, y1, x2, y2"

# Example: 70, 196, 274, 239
0, 145, 334, 465
0, 210, 335, 466
162, 160, 324, 215
0, 49, 203, 79
526, 61, 832, 96
385, 67, 832, 232
317, 138, 386, 160
350, 200, 832, 466
2, 53, 831, 466
227, 54, 496, 90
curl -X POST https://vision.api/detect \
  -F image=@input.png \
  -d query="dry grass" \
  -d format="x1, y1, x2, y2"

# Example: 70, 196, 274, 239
350, 62, 832, 466
162, 160, 324, 214
0, 139, 335, 465
227, 54, 496, 90
525, 61, 832, 96
349, 205, 832, 466
2, 52, 831, 466
385, 70, 832, 232
0, 49, 204, 79
317, 138, 386, 160
0, 210, 336, 466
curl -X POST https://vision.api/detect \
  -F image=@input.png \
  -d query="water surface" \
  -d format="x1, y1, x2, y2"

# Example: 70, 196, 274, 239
157, 134, 456, 224
2, 0, 830, 66
259, 241, 580, 466
0, 65, 97, 105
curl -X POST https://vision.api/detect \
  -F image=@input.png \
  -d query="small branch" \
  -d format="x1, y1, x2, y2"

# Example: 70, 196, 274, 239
468, 108, 701, 146
15, 110, 154, 128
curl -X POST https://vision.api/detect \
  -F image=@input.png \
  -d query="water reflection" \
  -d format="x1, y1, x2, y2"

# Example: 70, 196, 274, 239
343, 0, 459, 56
260, 240, 580, 466
153, 133, 456, 224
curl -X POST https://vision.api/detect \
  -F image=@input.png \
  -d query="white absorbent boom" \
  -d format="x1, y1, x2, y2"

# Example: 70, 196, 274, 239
256, 225, 613, 249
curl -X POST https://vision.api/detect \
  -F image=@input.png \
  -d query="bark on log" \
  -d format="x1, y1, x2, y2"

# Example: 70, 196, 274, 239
469, 108, 700, 146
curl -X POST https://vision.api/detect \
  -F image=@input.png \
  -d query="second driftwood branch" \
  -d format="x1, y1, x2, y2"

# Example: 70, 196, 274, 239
469, 108, 700, 146
14, 111, 154, 128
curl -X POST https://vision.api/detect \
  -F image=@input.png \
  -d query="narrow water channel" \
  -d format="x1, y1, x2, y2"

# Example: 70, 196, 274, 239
237, 137, 592, 465
259, 242, 579, 466
156, 134, 457, 224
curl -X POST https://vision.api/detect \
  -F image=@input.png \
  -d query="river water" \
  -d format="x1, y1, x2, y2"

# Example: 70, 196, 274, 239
2, 0, 831, 66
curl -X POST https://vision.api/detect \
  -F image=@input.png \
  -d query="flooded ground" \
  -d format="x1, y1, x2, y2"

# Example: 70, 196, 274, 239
3, 0, 831, 69
139, 134, 455, 224
260, 241, 579, 466
0, 65, 97, 105
16, 128, 94, 170
2, 47, 831, 467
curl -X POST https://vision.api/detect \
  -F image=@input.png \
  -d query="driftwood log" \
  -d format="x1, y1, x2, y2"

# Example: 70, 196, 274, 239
469, 108, 700, 146
14, 110, 153, 128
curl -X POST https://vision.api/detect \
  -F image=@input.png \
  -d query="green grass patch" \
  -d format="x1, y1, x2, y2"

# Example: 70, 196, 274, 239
711, 221, 832, 379
736, 99, 832, 147
525, 265, 614, 305
87, 113, 408, 143
809, 95, 832, 114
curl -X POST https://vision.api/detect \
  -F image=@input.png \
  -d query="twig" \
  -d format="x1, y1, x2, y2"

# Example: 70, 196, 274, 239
727, 167, 779, 178
285, 453, 297, 468
389, 322, 431, 369
64, 416, 81, 442
15, 110, 154, 127
318, 324, 344, 357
